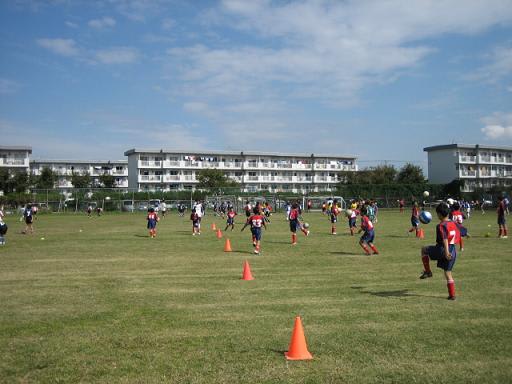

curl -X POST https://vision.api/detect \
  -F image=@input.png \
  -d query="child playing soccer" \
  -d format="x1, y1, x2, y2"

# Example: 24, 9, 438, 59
408, 201, 420, 237
190, 211, 201, 235
241, 207, 267, 254
450, 201, 469, 251
419, 203, 460, 300
330, 199, 340, 235
225, 207, 237, 231
146, 207, 160, 238
497, 195, 508, 238
358, 206, 379, 255
289, 203, 309, 245
348, 207, 359, 236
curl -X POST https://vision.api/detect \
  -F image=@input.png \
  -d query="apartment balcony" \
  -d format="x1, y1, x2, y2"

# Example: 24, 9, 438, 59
459, 170, 477, 177
459, 156, 476, 163
0, 158, 28, 167
112, 170, 128, 176
139, 175, 162, 182
139, 160, 162, 168
478, 156, 491, 163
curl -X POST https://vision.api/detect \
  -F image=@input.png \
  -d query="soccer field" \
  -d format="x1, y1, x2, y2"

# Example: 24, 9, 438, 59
0, 209, 511, 383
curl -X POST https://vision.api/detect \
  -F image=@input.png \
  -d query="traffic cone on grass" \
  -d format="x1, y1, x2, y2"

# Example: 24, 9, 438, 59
211, 223, 217, 231
285, 316, 313, 360
241, 260, 254, 280
224, 238, 232, 252
216, 228, 223, 239
418, 228, 424, 239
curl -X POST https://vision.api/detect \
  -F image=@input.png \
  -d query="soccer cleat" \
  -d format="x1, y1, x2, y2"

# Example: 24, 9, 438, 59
306, 230, 310, 236
331, 232, 336, 235
419, 271, 433, 279
253, 242, 256, 247
254, 250, 259, 254
291, 242, 297, 246
502, 236, 508, 239
373, 251, 379, 255
447, 296, 456, 300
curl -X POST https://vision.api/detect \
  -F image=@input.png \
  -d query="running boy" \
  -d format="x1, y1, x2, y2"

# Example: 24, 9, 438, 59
146, 207, 160, 238
419, 203, 460, 300
289, 203, 309, 245
190, 210, 201, 235
497, 195, 508, 238
241, 207, 267, 254
348, 207, 359, 236
23, 204, 34, 234
225, 207, 237, 231
358, 205, 379, 255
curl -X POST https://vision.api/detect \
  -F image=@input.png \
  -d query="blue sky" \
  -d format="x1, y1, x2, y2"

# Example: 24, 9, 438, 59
1, 0, 512, 171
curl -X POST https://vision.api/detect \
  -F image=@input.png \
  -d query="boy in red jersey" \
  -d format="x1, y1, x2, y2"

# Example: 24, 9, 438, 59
289, 203, 309, 245
241, 207, 267, 254
398, 198, 405, 213
358, 206, 379, 255
450, 201, 469, 251
225, 207, 237, 231
408, 201, 420, 237
190, 211, 201, 235
146, 207, 160, 238
419, 203, 460, 300
497, 195, 508, 238
330, 199, 340, 235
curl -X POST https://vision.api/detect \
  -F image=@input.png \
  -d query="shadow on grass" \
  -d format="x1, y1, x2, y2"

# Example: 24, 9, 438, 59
133, 234, 149, 238
329, 251, 360, 256
351, 286, 443, 299
270, 349, 287, 356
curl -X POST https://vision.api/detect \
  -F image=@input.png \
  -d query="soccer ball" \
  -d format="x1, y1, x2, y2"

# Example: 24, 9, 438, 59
345, 209, 353, 217
419, 211, 432, 224
423, 191, 429, 198
446, 198, 455, 205
303, 222, 310, 229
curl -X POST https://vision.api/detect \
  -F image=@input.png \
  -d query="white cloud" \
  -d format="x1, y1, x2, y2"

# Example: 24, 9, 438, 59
161, 17, 174, 30
88, 17, 116, 29
481, 112, 512, 139
95, 47, 139, 64
65, 21, 79, 28
36, 38, 79, 57
470, 45, 512, 83
0, 78, 21, 94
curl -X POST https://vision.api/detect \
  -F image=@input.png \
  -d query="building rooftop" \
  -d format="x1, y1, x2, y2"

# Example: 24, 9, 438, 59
424, 144, 512, 152
0, 146, 32, 153
124, 148, 357, 159
31, 159, 127, 164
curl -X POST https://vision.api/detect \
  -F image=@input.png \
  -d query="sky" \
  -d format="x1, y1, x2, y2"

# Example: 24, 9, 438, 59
1, 0, 512, 172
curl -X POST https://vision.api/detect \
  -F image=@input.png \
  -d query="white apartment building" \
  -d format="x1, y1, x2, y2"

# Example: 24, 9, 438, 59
125, 149, 358, 193
424, 144, 512, 192
0, 146, 32, 173
31, 159, 129, 190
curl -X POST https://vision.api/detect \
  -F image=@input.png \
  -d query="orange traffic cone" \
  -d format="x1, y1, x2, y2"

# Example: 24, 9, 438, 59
418, 228, 424, 239
285, 316, 313, 360
216, 228, 223, 239
224, 238, 232, 252
241, 260, 254, 280
211, 223, 217, 231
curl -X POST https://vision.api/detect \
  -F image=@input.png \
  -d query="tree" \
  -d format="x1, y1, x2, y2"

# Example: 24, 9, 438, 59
71, 172, 91, 189
35, 167, 57, 189
99, 173, 116, 188
396, 163, 425, 184
196, 169, 239, 190
370, 165, 397, 184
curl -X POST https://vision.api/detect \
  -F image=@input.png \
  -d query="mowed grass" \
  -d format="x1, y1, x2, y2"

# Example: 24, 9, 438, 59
0, 209, 511, 384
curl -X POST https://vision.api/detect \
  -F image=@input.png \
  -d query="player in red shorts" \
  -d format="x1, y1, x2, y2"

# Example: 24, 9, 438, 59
497, 195, 508, 238
419, 203, 460, 300
408, 201, 421, 237
330, 199, 340, 235
289, 203, 309, 245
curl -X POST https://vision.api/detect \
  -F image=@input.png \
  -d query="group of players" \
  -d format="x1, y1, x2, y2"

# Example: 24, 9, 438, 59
145, 193, 508, 301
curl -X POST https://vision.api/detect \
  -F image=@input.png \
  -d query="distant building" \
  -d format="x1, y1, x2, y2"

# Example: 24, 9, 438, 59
124, 149, 358, 193
424, 144, 512, 192
30, 159, 129, 190
0, 146, 32, 173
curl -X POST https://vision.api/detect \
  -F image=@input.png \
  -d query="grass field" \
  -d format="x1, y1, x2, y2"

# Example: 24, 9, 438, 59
0, 209, 511, 383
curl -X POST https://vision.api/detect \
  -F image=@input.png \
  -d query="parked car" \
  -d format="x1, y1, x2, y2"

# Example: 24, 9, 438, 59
122, 200, 135, 212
